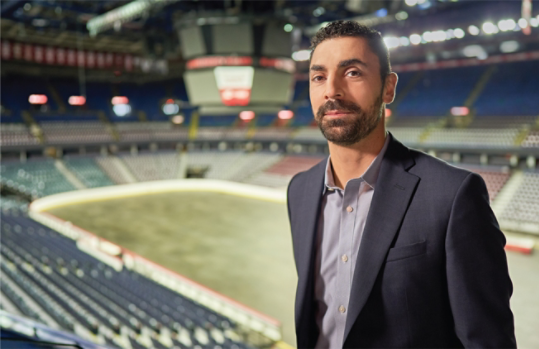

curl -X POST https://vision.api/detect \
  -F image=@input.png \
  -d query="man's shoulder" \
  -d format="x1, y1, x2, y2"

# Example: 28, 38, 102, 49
408, 148, 480, 187
287, 157, 327, 198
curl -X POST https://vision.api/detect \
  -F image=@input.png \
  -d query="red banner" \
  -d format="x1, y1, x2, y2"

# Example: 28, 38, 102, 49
0, 40, 143, 72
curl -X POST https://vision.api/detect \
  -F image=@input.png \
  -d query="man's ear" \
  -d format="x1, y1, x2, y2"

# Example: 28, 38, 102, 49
383, 72, 398, 104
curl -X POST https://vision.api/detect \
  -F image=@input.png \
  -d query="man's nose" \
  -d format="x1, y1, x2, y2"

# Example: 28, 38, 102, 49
325, 76, 344, 100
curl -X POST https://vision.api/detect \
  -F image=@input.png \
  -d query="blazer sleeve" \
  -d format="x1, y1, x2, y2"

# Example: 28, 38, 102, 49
445, 172, 516, 348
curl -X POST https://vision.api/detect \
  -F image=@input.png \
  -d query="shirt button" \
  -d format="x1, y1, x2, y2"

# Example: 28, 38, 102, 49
341, 254, 348, 263
346, 206, 353, 213
327, 187, 334, 191
339, 305, 346, 313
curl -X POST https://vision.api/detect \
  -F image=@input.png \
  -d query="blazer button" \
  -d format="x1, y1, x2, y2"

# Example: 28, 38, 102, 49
341, 254, 348, 263
346, 206, 353, 213
339, 305, 346, 313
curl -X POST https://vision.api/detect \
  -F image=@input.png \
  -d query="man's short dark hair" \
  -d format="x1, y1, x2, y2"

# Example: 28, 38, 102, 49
310, 20, 391, 83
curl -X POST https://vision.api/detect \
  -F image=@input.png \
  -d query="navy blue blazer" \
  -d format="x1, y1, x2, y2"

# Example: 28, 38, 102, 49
287, 134, 516, 348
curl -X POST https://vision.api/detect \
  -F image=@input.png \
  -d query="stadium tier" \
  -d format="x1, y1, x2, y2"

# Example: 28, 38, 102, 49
0, 210, 255, 349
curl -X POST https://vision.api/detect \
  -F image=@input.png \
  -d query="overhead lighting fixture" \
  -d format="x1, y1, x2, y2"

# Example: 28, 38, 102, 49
409, 34, 422, 45
453, 28, 465, 38
498, 19, 517, 31
468, 25, 480, 35
405, 0, 418, 6
451, 107, 469, 116
171, 114, 184, 124
162, 103, 180, 115
292, 50, 311, 61
399, 37, 410, 46
29, 95, 48, 105
111, 96, 129, 105
68, 96, 86, 106
313, 7, 325, 17
113, 104, 131, 117
278, 110, 294, 120
500, 40, 519, 53
239, 111, 255, 121
284, 24, 293, 32
395, 11, 408, 20
518, 18, 529, 29
463, 45, 487, 59
87, 0, 178, 36
530, 18, 539, 27
482, 22, 499, 34
383, 36, 401, 49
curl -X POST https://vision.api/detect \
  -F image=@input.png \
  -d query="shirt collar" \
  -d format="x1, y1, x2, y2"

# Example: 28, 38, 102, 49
323, 133, 390, 193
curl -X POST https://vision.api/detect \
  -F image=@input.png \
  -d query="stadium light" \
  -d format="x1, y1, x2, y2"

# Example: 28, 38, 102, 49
395, 11, 408, 20
422, 31, 433, 42
383, 37, 401, 49
498, 19, 517, 31
162, 103, 180, 115
239, 111, 255, 121
68, 96, 86, 106
171, 114, 184, 124
482, 22, 499, 34
292, 50, 311, 62
399, 37, 410, 46
409, 34, 422, 45
405, 0, 417, 5
454, 28, 465, 38
29, 94, 48, 104
530, 18, 539, 27
518, 18, 529, 29
113, 104, 131, 117
112, 96, 129, 105
500, 40, 519, 53
451, 107, 469, 116
468, 25, 480, 35
284, 24, 293, 32
278, 110, 294, 120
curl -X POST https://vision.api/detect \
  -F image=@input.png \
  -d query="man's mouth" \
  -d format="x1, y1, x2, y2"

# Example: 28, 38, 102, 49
324, 110, 351, 118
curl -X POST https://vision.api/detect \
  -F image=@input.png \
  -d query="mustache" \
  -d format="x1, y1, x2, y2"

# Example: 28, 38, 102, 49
316, 100, 363, 119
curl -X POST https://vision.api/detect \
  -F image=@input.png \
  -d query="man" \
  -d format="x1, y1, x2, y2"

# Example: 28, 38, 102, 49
287, 20, 515, 348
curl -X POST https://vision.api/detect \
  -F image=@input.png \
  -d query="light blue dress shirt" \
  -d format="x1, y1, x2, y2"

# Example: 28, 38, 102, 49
314, 135, 390, 349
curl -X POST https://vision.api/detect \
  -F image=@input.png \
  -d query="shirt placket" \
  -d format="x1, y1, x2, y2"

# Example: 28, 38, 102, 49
334, 179, 362, 336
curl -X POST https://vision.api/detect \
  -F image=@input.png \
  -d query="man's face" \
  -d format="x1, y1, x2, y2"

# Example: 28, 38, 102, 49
309, 36, 390, 146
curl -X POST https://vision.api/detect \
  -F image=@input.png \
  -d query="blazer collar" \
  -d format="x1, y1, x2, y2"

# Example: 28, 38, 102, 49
343, 134, 419, 341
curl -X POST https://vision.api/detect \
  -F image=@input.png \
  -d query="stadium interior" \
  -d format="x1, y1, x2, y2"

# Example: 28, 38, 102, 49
1, 0, 539, 348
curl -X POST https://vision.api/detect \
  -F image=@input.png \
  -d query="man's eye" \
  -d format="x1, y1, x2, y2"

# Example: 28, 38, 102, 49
311, 76, 324, 82
347, 70, 361, 76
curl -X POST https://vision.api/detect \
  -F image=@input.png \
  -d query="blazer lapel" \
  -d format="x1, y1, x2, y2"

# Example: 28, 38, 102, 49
344, 137, 419, 341
293, 159, 326, 327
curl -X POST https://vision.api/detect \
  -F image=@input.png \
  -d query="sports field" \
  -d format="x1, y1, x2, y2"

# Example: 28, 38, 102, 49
46, 191, 298, 346
45, 190, 539, 349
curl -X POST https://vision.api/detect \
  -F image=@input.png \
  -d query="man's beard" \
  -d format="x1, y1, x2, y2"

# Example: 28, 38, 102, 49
315, 94, 384, 146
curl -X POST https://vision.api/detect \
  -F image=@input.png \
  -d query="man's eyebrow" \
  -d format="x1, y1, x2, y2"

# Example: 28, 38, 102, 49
338, 58, 368, 68
310, 59, 368, 72
310, 65, 325, 72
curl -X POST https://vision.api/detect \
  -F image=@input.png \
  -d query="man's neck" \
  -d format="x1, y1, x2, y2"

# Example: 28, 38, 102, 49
328, 123, 387, 189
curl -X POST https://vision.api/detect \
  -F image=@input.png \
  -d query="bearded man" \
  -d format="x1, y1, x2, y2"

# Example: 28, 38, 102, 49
287, 20, 516, 349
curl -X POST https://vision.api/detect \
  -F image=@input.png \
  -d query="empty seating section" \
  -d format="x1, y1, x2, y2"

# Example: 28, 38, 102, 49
386, 127, 423, 145
423, 128, 519, 148
121, 153, 180, 182
468, 115, 537, 129
199, 115, 237, 127
253, 127, 293, 140
63, 157, 115, 188
0, 211, 254, 349
0, 160, 75, 197
187, 152, 246, 180
245, 155, 324, 188
197, 127, 227, 140
293, 127, 325, 141
95, 157, 132, 185
464, 167, 511, 202
500, 172, 539, 224
395, 66, 484, 118
0, 123, 39, 146
40, 121, 114, 144
522, 130, 539, 148
116, 122, 152, 142
473, 61, 539, 117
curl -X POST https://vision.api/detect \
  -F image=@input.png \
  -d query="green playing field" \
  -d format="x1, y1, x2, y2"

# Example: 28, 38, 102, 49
46, 191, 298, 346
